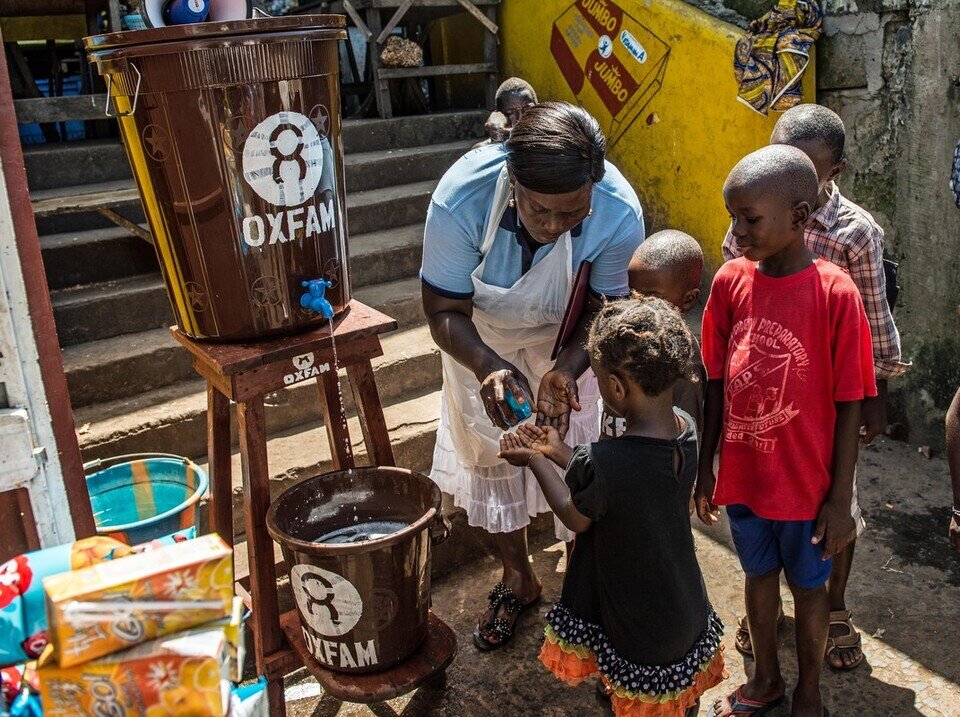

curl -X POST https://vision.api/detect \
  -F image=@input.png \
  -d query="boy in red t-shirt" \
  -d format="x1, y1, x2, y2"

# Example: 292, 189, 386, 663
696, 146, 876, 717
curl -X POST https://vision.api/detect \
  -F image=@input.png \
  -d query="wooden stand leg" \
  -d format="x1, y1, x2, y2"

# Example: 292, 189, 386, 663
366, 8, 392, 118
347, 360, 395, 466
237, 398, 286, 717
482, 5, 499, 109
318, 370, 355, 470
206, 384, 233, 546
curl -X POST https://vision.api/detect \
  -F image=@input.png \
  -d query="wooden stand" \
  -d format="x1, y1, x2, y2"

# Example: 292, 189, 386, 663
335, 0, 501, 119
172, 300, 455, 715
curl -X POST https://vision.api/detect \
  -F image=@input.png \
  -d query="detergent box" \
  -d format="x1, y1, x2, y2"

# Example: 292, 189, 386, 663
37, 622, 232, 717
43, 534, 233, 667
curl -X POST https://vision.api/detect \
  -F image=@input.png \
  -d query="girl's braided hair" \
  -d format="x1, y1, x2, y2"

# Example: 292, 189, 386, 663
587, 296, 694, 397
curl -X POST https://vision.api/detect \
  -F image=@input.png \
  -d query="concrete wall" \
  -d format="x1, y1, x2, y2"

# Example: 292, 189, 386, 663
499, 0, 814, 271
499, 0, 959, 446
816, 1, 960, 448
684, 0, 960, 447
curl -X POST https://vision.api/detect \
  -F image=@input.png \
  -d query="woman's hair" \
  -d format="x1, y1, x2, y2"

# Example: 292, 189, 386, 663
587, 296, 693, 397
506, 102, 606, 194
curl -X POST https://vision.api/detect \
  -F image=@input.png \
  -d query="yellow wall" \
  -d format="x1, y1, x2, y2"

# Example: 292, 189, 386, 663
499, 0, 815, 272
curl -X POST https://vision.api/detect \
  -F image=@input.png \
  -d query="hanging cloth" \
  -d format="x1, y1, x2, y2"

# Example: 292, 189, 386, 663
950, 137, 960, 208
734, 0, 824, 115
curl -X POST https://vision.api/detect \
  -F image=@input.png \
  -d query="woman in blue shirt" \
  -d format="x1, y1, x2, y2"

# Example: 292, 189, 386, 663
420, 102, 644, 650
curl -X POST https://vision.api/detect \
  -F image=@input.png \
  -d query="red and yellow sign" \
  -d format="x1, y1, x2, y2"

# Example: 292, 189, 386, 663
551, 0, 670, 146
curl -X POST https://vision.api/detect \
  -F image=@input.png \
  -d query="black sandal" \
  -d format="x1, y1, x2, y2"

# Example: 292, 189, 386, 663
473, 581, 540, 651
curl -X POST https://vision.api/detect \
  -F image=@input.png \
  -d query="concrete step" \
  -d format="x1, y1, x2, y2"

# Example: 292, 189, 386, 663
52, 273, 169, 347
23, 111, 483, 193
64, 280, 429, 408
28, 112, 478, 235
50, 184, 429, 347
40, 225, 156, 291
75, 322, 440, 462
41, 208, 424, 295
344, 140, 470, 193
30, 173, 435, 241
340, 110, 485, 155
24, 139, 129, 192
53, 273, 170, 347
58, 245, 425, 402
24, 140, 464, 211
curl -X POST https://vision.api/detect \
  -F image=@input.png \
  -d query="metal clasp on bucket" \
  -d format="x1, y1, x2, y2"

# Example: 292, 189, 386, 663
430, 512, 451, 546
104, 62, 142, 118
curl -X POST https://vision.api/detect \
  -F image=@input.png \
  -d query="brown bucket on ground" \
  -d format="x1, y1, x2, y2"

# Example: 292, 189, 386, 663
84, 17, 351, 341
266, 467, 450, 673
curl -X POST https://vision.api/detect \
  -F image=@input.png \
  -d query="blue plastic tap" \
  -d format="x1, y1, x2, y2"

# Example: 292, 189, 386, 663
300, 279, 335, 319
163, 0, 210, 25
504, 389, 532, 424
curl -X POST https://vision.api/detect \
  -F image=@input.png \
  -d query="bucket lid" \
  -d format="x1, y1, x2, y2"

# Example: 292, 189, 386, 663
85, 14, 345, 51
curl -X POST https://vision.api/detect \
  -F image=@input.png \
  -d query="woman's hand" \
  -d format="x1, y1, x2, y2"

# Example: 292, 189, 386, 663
498, 432, 536, 467
479, 366, 534, 430
535, 370, 581, 439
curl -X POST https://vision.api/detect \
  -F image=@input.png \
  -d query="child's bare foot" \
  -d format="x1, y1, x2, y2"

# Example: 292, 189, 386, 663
790, 685, 825, 716
741, 675, 785, 704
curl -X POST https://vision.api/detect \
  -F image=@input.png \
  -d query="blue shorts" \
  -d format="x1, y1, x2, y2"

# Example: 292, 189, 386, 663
727, 504, 832, 589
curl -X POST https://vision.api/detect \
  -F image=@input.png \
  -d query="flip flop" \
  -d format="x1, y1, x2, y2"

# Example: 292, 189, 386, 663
709, 687, 785, 717
473, 581, 541, 651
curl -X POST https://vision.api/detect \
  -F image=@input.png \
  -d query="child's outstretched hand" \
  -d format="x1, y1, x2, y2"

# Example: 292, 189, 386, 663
517, 424, 564, 462
694, 469, 720, 526
498, 432, 537, 467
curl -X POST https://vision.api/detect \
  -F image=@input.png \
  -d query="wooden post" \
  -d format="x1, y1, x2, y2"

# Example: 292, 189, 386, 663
206, 383, 233, 546
365, 7, 392, 118
347, 362, 395, 467
318, 370, 355, 470
482, 4, 499, 110
236, 397, 286, 717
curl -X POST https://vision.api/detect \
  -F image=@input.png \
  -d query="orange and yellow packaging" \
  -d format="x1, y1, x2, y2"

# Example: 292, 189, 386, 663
37, 622, 232, 716
43, 534, 233, 667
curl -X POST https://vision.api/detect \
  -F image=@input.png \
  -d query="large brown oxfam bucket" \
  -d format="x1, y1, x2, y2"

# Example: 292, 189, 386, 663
266, 467, 450, 673
85, 17, 350, 341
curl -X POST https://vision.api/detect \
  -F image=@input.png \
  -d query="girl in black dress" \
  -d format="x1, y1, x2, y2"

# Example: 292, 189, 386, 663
499, 297, 726, 716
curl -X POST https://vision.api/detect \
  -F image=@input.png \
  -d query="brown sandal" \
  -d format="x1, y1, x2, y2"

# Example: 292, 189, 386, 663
734, 609, 786, 657
826, 609, 864, 670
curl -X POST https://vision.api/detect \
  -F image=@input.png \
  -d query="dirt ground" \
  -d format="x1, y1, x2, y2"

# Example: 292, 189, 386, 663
284, 435, 960, 716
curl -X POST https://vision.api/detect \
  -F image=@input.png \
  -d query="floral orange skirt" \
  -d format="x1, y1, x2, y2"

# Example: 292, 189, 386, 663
539, 626, 727, 717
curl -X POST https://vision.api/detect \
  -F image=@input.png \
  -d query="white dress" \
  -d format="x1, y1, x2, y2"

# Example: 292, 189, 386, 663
429, 167, 600, 542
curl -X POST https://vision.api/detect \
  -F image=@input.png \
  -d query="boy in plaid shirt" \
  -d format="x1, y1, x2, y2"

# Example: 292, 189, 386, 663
722, 104, 909, 670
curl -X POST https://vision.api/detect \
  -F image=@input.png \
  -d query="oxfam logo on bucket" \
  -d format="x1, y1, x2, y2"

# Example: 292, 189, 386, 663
290, 564, 363, 637
242, 111, 324, 207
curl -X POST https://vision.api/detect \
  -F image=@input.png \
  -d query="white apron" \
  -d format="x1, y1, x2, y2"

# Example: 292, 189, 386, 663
430, 166, 600, 541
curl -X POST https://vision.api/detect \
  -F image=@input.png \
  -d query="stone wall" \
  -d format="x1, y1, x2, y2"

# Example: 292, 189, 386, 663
693, 0, 960, 448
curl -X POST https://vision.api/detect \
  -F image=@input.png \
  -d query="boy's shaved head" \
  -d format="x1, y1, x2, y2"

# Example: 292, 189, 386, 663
725, 145, 819, 209
771, 104, 845, 164
633, 230, 703, 291
495, 77, 537, 107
